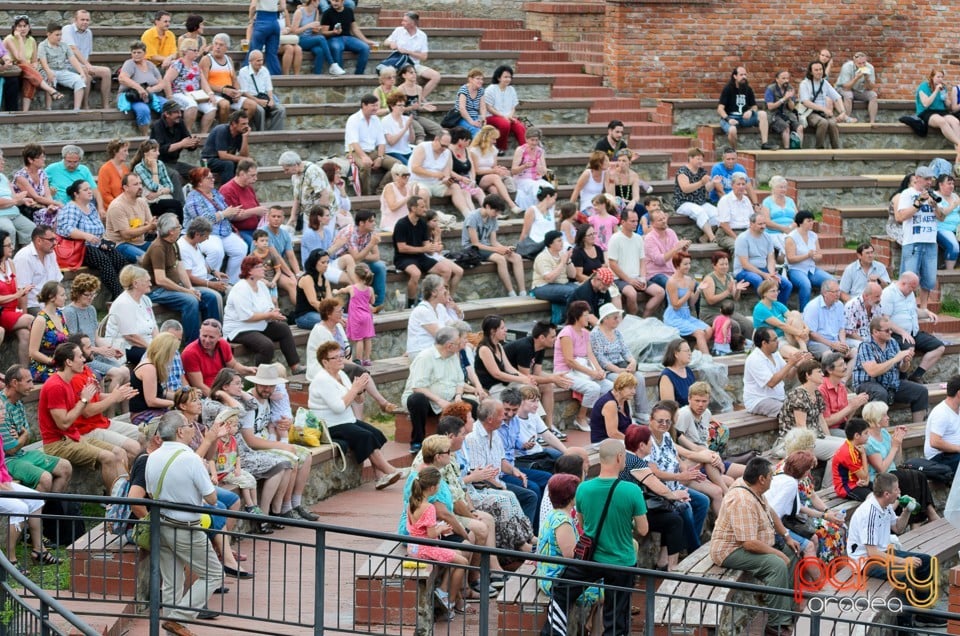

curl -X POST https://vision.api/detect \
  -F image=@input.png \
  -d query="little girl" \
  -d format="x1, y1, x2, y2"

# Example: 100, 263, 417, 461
587, 193, 620, 250
251, 229, 297, 305
406, 467, 470, 615
425, 210, 448, 262
338, 262, 375, 366
558, 202, 579, 251
209, 409, 265, 519
711, 299, 745, 356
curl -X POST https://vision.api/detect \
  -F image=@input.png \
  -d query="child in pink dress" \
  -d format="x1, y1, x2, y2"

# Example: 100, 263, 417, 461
338, 262, 375, 366
586, 193, 620, 251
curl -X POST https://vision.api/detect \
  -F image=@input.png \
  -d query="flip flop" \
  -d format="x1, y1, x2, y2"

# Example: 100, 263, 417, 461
50, 92, 64, 101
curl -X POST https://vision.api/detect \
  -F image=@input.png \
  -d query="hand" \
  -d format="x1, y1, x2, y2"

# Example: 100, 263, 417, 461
518, 472, 528, 487
79, 382, 99, 402
352, 374, 370, 391
824, 510, 844, 524
785, 536, 801, 556
112, 383, 139, 403
670, 489, 691, 503
359, 153, 373, 168
851, 392, 870, 409
553, 375, 573, 390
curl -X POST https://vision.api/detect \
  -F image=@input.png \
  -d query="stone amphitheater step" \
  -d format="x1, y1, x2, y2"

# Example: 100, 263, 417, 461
516, 61, 585, 75
479, 38, 553, 52
785, 174, 903, 211
551, 86, 614, 99
516, 51, 578, 63
820, 205, 888, 244
699, 123, 955, 152
737, 149, 950, 184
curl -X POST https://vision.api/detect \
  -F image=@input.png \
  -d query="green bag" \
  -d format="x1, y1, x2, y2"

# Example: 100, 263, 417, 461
132, 449, 187, 551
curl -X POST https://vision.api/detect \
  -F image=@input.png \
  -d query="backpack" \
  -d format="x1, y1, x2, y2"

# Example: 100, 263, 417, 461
901, 457, 954, 485
105, 474, 132, 535
42, 498, 87, 547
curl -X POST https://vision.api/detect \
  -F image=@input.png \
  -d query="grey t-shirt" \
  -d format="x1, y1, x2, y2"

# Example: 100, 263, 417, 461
733, 230, 774, 275
461, 210, 498, 248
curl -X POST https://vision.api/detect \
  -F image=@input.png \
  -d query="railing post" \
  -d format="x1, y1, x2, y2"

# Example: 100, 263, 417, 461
644, 573, 656, 636
314, 527, 325, 635
809, 605, 820, 636
40, 600, 49, 636
148, 503, 162, 636
478, 552, 491, 635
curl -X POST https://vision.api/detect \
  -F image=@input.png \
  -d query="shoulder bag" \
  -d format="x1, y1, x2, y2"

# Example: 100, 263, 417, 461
132, 449, 187, 551
638, 473, 676, 513
573, 479, 620, 561
54, 237, 86, 271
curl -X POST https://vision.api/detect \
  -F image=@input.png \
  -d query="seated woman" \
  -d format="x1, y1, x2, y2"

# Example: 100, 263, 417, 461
54, 179, 127, 299
128, 332, 178, 426
0, 439, 60, 570
916, 69, 960, 164
27, 282, 69, 382
510, 127, 549, 210
663, 253, 712, 355
570, 223, 606, 283
935, 173, 960, 270
97, 139, 130, 210
554, 300, 614, 432
470, 126, 519, 210
765, 449, 824, 561
777, 358, 844, 485
454, 68, 487, 137
294, 247, 334, 330
760, 175, 797, 254
130, 140, 183, 220
116, 41, 168, 135
0, 230, 37, 366
474, 314, 534, 397
162, 38, 224, 133
621, 425, 687, 571
590, 304, 650, 420
223, 255, 303, 373
309, 341, 403, 489
605, 149, 653, 222
752, 278, 809, 358
380, 163, 429, 233
570, 151, 608, 214
784, 210, 835, 310
182, 167, 246, 283
588, 372, 637, 444
658, 338, 696, 407
516, 184, 557, 260
861, 400, 939, 523
531, 229, 578, 310
103, 265, 159, 366
381, 90, 415, 164
406, 274, 460, 359
484, 65, 526, 152
699, 251, 753, 351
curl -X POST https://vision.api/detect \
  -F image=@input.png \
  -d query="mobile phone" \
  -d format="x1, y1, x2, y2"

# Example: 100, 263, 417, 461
334, 22, 342, 30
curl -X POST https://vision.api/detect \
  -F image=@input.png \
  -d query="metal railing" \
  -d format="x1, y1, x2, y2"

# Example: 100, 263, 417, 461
0, 491, 957, 635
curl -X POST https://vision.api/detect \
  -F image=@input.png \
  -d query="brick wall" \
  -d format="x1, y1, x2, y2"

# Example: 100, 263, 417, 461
530, 0, 960, 99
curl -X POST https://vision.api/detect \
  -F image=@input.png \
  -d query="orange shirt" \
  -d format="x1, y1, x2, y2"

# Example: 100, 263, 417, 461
98, 161, 129, 210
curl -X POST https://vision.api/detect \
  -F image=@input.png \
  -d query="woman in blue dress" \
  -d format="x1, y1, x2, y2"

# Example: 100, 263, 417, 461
663, 252, 711, 354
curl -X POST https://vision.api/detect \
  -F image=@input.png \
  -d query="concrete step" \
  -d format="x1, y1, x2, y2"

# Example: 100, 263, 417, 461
551, 74, 604, 87
698, 122, 955, 153
786, 174, 903, 211
739, 149, 950, 185
516, 51, 576, 63
551, 86, 614, 99
516, 61, 585, 75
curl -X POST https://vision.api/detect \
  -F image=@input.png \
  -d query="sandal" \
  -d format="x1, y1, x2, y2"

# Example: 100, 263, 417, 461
453, 601, 478, 615
9, 561, 27, 575
31, 550, 61, 565
50, 92, 64, 101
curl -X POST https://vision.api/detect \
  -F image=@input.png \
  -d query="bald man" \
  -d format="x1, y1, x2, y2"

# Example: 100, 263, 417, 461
880, 272, 944, 382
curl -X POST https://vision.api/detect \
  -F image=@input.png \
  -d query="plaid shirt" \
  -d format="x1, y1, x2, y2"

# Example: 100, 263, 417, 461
184, 189, 233, 238
55, 201, 104, 245
852, 337, 901, 393
0, 394, 27, 456
165, 352, 185, 393
710, 480, 777, 565
331, 225, 374, 260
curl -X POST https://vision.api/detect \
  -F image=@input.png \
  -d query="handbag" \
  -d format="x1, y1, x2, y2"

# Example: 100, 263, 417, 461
376, 51, 414, 75
54, 237, 86, 271
573, 480, 619, 561
782, 514, 816, 539
440, 106, 461, 129
638, 473, 676, 513
132, 449, 187, 551
294, 408, 347, 471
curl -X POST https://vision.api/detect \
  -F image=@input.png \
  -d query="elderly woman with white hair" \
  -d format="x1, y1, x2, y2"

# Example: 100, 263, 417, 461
759, 175, 798, 254
277, 150, 333, 231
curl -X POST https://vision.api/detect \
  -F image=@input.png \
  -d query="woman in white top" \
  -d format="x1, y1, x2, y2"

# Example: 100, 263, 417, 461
516, 184, 557, 259
405, 274, 461, 358
409, 130, 474, 217
380, 163, 429, 232
381, 90, 416, 164
309, 340, 403, 489
570, 151, 609, 213
470, 125, 519, 213
223, 255, 304, 373
784, 209, 835, 310
484, 65, 526, 153
104, 265, 159, 366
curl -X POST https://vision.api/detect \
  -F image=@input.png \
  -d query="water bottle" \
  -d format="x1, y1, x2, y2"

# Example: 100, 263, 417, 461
898, 495, 918, 512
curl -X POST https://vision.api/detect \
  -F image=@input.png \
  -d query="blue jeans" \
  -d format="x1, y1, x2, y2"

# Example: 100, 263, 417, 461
649, 273, 669, 289
786, 267, 834, 310
116, 240, 151, 263
503, 476, 540, 532
130, 98, 166, 126
298, 33, 333, 73
900, 241, 938, 290
677, 488, 709, 552
148, 287, 221, 344
327, 35, 370, 75
532, 282, 577, 304
386, 151, 411, 165
249, 11, 282, 75
457, 117, 482, 137
295, 311, 322, 330
736, 268, 793, 305
366, 259, 387, 307
937, 229, 959, 261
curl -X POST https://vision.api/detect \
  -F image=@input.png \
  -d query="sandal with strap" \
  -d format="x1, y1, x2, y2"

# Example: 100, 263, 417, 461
31, 550, 61, 565
453, 601, 478, 615
50, 92, 64, 101
9, 561, 28, 574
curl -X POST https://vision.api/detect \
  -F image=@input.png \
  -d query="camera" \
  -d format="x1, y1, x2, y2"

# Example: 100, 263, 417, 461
927, 189, 943, 204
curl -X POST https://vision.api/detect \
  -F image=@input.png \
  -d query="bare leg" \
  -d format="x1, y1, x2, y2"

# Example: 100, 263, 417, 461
419, 68, 441, 101
368, 449, 397, 477
642, 284, 665, 318
487, 253, 514, 294
261, 470, 289, 514
757, 111, 770, 143
200, 109, 217, 133
183, 106, 199, 131
50, 459, 72, 493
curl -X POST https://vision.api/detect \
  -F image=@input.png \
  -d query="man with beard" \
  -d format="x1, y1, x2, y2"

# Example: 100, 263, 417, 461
717, 66, 778, 150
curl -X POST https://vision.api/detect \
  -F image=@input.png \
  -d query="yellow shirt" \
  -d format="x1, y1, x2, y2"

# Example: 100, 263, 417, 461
140, 27, 176, 65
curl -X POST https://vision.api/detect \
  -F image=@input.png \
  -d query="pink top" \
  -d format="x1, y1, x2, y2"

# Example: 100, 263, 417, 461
553, 324, 589, 373
588, 214, 620, 251
644, 227, 679, 278
713, 314, 732, 345
0, 444, 11, 484
380, 182, 411, 232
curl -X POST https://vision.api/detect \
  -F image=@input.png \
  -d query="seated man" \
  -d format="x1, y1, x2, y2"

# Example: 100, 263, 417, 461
733, 214, 793, 304
46, 145, 104, 211
819, 352, 869, 433
675, 381, 745, 476
142, 213, 221, 345
464, 194, 527, 297
846, 473, 944, 627
880, 272, 944, 382
843, 281, 883, 347
567, 267, 619, 325
799, 60, 845, 149
383, 11, 441, 99
607, 209, 664, 317
709, 147, 760, 205
514, 385, 567, 469
151, 101, 201, 197
13, 225, 63, 313
331, 209, 387, 309
177, 218, 230, 316
831, 418, 872, 500
37, 22, 87, 111
200, 111, 250, 185
498, 389, 552, 515
836, 52, 878, 124
401, 327, 466, 454
38, 342, 132, 492
219, 158, 270, 248
923, 375, 960, 475
345, 95, 398, 195
803, 280, 852, 360
765, 70, 803, 150
710, 457, 803, 635
505, 320, 573, 437
851, 316, 928, 424
182, 318, 256, 396
62, 10, 112, 110
644, 208, 692, 288
743, 327, 809, 417
1, 365, 72, 492
839, 243, 890, 302
594, 119, 639, 162
141, 10, 176, 69
237, 50, 286, 132
393, 195, 462, 307
715, 172, 754, 252
717, 66, 777, 150
104, 173, 157, 263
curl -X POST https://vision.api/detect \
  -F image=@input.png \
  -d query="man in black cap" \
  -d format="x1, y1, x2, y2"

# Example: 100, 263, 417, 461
150, 100, 201, 201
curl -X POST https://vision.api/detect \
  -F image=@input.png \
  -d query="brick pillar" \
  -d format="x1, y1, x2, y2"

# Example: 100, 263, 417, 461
947, 566, 960, 634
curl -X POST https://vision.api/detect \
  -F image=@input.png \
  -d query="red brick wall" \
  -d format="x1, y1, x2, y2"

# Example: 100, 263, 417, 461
588, 0, 960, 98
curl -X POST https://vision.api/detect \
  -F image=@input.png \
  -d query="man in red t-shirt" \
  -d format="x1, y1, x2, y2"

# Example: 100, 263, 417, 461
181, 320, 256, 396
219, 158, 269, 249
38, 342, 133, 492
832, 418, 872, 501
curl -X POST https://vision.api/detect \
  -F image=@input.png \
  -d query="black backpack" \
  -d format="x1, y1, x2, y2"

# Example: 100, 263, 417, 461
42, 498, 87, 547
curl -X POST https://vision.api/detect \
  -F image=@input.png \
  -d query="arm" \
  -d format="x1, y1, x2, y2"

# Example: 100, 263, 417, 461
569, 170, 589, 204
658, 375, 675, 403
136, 364, 175, 409
602, 401, 625, 439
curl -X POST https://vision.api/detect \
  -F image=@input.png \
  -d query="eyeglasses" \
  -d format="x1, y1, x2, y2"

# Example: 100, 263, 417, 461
652, 417, 672, 425
325, 355, 345, 361
40, 236, 57, 243
202, 319, 222, 329
878, 328, 894, 334
81, 291, 97, 298
184, 48, 198, 53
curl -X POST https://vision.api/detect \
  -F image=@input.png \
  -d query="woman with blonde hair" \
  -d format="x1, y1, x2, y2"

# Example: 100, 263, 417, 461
128, 332, 178, 424
589, 372, 638, 444
162, 37, 224, 133
470, 125, 519, 206
753, 277, 809, 358
373, 65, 397, 116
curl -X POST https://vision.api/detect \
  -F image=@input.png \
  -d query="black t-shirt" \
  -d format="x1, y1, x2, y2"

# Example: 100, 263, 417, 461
321, 6, 355, 37
202, 124, 242, 160
718, 83, 757, 117
504, 336, 544, 372
594, 137, 626, 159
127, 452, 149, 523
569, 280, 610, 317
392, 216, 429, 265
571, 245, 605, 277
151, 119, 192, 163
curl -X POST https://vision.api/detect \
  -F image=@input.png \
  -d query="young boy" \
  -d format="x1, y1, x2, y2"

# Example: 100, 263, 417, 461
37, 22, 87, 111
209, 408, 262, 515
832, 418, 872, 501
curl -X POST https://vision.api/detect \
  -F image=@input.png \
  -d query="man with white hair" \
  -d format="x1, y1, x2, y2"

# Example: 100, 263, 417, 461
880, 272, 944, 382
715, 172, 754, 252
238, 50, 286, 131
276, 151, 332, 230
61, 10, 111, 109
383, 11, 441, 100
177, 217, 230, 316
46, 145, 104, 212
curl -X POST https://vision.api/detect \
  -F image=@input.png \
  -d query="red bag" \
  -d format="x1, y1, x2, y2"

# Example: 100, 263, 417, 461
54, 237, 86, 271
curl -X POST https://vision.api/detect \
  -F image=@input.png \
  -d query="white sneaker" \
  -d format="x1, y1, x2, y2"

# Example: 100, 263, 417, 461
329, 63, 346, 76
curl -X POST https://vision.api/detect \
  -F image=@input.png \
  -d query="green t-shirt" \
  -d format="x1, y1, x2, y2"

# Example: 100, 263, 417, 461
575, 477, 646, 566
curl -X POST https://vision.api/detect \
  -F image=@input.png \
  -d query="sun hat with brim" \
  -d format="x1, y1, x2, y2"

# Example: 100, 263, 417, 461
214, 408, 242, 425
245, 364, 289, 386
598, 303, 624, 322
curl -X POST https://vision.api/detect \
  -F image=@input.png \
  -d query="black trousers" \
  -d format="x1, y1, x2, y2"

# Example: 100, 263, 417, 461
83, 245, 127, 299
230, 321, 300, 367
542, 562, 635, 636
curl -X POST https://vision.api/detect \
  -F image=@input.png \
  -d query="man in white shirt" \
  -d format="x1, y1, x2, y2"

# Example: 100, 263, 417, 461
61, 10, 111, 110
835, 52, 878, 124
607, 209, 664, 316
743, 327, 810, 416
177, 218, 229, 317
923, 375, 960, 475
803, 280, 851, 361
895, 166, 938, 314
344, 94, 398, 195
714, 172, 754, 252
879, 271, 944, 382
401, 327, 466, 454
383, 12, 441, 100
145, 411, 222, 636
237, 50, 286, 132
12, 225, 62, 312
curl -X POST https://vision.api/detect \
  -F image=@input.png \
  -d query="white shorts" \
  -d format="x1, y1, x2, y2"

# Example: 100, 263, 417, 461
0, 482, 44, 526
173, 92, 219, 115
325, 256, 345, 284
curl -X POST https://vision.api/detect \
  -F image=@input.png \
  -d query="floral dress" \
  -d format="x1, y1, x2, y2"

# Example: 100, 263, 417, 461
202, 397, 293, 478
536, 509, 601, 604
773, 459, 846, 562
12, 167, 56, 226
406, 503, 458, 562
30, 309, 69, 382
777, 386, 827, 439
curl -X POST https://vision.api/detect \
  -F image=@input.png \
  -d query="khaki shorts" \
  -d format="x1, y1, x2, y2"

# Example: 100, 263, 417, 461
418, 181, 449, 198
44, 437, 117, 470
84, 420, 139, 447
